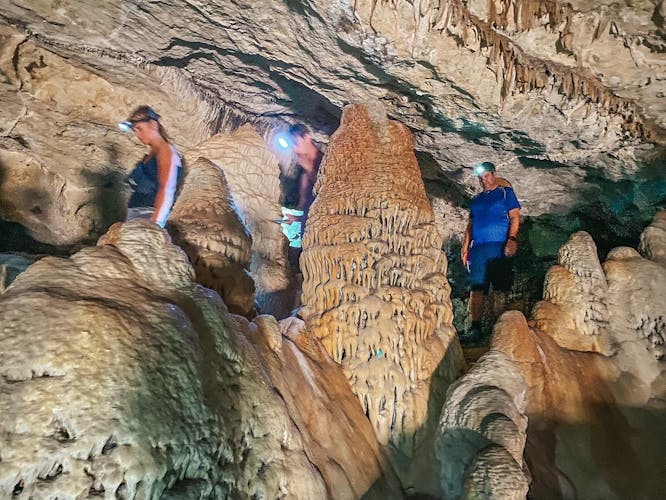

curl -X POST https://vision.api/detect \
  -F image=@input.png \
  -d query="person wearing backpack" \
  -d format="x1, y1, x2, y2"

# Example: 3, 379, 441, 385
460, 161, 521, 344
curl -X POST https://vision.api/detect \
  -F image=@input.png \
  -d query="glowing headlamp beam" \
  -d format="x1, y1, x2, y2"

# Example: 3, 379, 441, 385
118, 121, 132, 133
474, 164, 486, 175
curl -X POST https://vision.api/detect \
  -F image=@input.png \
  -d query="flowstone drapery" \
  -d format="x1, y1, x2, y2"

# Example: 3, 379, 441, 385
184, 125, 293, 318
167, 157, 256, 317
300, 103, 465, 473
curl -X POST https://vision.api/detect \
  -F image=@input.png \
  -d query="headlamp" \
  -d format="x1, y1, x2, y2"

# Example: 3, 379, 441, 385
473, 162, 496, 176
274, 132, 292, 150
118, 121, 132, 133
117, 116, 155, 133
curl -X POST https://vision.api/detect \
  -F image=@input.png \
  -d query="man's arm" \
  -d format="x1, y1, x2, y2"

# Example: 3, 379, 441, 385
504, 207, 521, 257
461, 218, 472, 266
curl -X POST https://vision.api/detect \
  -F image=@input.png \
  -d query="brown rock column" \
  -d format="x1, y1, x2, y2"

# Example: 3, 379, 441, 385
167, 157, 255, 317
300, 102, 465, 458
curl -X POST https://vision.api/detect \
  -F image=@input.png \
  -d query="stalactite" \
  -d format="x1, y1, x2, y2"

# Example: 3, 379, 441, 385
360, 0, 665, 143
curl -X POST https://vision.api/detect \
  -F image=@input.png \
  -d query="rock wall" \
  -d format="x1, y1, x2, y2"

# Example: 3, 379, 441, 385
0, 25, 219, 247
0, 220, 401, 498
167, 157, 256, 318
1, 1, 663, 225
184, 126, 293, 318
300, 102, 465, 492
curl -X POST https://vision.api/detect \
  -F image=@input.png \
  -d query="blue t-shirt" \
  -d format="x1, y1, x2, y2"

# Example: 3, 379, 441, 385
470, 186, 521, 244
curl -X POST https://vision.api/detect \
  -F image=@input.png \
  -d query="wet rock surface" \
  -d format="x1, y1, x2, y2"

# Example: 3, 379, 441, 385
0, 221, 398, 498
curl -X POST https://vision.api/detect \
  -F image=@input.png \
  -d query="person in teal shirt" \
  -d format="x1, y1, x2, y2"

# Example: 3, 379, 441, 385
279, 123, 322, 263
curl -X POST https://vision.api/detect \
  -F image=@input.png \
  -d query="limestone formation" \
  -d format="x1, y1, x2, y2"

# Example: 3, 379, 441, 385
300, 102, 465, 492
0, 1, 663, 226
242, 316, 404, 499
167, 157, 256, 317
184, 125, 292, 318
486, 212, 666, 499
436, 349, 529, 500
531, 231, 613, 354
639, 209, 666, 266
0, 220, 400, 498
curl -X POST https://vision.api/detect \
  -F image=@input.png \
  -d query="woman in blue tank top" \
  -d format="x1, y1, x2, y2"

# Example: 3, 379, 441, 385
123, 106, 182, 227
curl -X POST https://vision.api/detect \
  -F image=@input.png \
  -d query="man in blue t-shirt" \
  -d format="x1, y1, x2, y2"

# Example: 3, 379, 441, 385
460, 161, 521, 343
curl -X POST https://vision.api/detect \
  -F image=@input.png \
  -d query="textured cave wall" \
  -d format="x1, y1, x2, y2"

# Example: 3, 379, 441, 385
436, 350, 529, 500
300, 102, 465, 492
1, 0, 664, 221
0, 220, 400, 498
0, 25, 220, 248
183, 125, 293, 318
167, 157, 256, 318
482, 212, 666, 499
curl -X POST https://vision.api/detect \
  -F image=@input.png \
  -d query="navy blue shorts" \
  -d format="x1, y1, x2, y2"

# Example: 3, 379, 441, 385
469, 242, 514, 294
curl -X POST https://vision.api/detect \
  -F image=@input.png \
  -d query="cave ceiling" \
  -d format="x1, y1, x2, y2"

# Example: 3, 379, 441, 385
1, 0, 665, 220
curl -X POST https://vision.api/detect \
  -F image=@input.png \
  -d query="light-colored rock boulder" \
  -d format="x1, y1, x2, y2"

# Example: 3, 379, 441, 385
0, 220, 400, 498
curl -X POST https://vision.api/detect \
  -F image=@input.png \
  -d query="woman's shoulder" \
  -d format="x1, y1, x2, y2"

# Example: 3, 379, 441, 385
156, 142, 181, 165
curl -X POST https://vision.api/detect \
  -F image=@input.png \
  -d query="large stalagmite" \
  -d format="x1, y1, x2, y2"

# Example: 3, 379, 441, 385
167, 157, 256, 317
300, 102, 465, 486
184, 125, 292, 318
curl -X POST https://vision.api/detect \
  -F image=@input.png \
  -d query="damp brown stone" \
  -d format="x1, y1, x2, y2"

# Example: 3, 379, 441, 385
167, 157, 256, 318
300, 101, 465, 492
